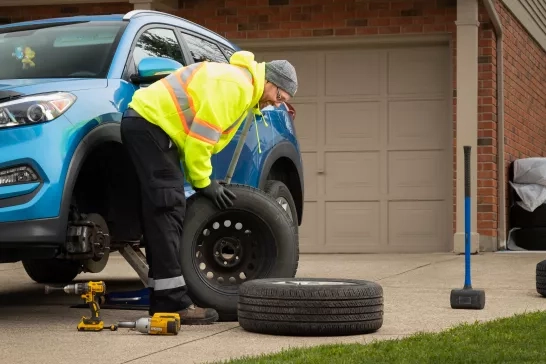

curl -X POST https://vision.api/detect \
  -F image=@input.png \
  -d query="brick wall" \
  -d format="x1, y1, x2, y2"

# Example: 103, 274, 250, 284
0, 2, 132, 24
494, 0, 546, 232
477, 2, 498, 239
176, 0, 458, 40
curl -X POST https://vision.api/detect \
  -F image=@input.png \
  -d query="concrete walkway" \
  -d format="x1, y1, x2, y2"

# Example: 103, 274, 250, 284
1, 252, 545, 364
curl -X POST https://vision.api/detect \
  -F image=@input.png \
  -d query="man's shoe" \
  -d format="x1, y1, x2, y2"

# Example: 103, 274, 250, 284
178, 304, 219, 325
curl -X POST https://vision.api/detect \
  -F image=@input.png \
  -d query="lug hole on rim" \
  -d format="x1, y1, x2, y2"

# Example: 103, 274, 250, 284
229, 277, 236, 284
217, 277, 224, 284
199, 263, 206, 270
206, 271, 214, 279
235, 222, 243, 230
203, 229, 210, 236
224, 220, 231, 227
239, 272, 246, 280
213, 222, 220, 229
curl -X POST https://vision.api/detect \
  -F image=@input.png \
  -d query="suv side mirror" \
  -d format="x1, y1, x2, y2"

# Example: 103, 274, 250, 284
130, 57, 183, 84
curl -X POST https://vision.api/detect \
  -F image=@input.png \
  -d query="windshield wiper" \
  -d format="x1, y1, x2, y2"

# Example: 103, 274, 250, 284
0, 21, 89, 36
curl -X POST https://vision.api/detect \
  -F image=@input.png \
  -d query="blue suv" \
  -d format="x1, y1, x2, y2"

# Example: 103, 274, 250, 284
0, 10, 303, 288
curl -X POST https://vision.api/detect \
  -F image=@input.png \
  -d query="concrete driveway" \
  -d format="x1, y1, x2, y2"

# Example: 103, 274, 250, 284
1, 251, 545, 364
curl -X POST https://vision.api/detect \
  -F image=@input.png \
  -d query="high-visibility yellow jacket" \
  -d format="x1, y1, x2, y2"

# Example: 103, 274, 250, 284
128, 51, 265, 189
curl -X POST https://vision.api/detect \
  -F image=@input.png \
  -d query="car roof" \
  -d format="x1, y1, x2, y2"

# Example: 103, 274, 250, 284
0, 11, 239, 50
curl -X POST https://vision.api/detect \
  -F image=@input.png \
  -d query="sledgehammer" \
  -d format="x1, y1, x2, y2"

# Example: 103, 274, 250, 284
450, 145, 486, 310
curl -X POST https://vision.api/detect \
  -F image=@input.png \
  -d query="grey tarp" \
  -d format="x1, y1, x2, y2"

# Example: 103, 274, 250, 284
510, 157, 546, 212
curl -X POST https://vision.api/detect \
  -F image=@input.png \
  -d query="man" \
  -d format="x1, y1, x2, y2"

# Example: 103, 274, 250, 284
120, 50, 298, 325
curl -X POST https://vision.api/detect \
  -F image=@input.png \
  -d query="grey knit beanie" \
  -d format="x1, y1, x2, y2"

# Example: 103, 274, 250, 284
265, 60, 298, 97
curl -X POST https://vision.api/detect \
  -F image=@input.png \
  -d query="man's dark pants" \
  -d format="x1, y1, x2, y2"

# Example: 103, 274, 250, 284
120, 111, 193, 314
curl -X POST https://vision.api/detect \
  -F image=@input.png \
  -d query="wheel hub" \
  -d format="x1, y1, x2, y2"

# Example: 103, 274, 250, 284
213, 237, 242, 268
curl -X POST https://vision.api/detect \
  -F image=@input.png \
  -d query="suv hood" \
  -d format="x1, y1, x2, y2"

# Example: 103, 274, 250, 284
0, 78, 107, 98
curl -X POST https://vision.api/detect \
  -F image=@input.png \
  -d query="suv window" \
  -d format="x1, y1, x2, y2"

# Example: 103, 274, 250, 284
181, 33, 229, 64
133, 28, 184, 66
219, 44, 235, 61
0, 21, 126, 79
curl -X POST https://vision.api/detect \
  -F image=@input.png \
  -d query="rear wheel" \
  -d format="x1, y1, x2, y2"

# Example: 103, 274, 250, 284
263, 180, 298, 226
181, 184, 299, 322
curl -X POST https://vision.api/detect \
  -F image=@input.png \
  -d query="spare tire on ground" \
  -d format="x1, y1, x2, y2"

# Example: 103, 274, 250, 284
237, 278, 384, 336
536, 259, 546, 297
180, 184, 300, 322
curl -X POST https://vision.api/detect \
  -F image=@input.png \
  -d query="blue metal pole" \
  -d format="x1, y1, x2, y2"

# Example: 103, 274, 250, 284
464, 145, 472, 289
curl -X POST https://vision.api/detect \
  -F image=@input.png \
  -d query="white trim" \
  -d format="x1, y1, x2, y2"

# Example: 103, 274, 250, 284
501, 0, 546, 52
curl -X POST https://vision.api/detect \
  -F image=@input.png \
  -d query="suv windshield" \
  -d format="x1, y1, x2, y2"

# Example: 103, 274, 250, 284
0, 21, 126, 80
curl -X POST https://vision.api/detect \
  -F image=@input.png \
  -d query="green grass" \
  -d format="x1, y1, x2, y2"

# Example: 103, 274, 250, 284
216, 310, 546, 364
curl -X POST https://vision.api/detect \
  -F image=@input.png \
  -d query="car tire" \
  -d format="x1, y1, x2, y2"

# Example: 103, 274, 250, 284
536, 259, 546, 297
263, 180, 298, 226
511, 227, 546, 250
510, 203, 546, 229
237, 278, 384, 336
181, 183, 300, 322
22, 258, 81, 284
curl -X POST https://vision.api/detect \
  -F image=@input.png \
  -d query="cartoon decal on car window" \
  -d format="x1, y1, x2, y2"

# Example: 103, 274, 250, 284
12, 46, 36, 69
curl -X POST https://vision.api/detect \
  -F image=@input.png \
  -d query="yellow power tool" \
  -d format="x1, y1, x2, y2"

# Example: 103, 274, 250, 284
115, 313, 181, 335
45, 281, 115, 332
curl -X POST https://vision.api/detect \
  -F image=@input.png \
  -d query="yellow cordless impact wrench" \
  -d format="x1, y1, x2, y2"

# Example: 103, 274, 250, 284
45, 281, 116, 332
114, 313, 181, 335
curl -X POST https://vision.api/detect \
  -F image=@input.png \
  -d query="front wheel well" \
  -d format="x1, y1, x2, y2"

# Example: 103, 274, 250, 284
266, 157, 303, 225
71, 141, 142, 242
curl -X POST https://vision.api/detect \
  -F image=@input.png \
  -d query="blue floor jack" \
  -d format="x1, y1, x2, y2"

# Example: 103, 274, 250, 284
74, 112, 256, 312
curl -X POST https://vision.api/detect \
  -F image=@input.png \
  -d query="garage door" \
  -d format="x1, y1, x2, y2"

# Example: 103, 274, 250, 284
254, 44, 452, 253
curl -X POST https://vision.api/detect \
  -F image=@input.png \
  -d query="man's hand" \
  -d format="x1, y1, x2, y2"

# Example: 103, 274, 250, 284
196, 180, 237, 209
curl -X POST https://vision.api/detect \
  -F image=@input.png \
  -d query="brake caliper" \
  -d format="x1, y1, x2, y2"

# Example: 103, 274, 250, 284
66, 214, 110, 260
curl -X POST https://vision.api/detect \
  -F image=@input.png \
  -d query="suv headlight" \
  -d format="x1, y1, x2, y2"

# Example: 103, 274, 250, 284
0, 92, 77, 129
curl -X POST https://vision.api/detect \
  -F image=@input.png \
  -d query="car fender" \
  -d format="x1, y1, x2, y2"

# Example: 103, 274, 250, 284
258, 140, 304, 224
57, 122, 122, 234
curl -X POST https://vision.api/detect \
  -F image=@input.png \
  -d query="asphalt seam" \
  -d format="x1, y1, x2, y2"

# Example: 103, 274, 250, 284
375, 256, 460, 282
119, 325, 240, 364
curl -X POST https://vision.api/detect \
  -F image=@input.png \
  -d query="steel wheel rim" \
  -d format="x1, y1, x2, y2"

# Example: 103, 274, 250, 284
191, 209, 277, 295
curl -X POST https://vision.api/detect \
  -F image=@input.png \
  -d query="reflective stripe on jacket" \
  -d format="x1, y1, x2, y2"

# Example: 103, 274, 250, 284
128, 51, 266, 189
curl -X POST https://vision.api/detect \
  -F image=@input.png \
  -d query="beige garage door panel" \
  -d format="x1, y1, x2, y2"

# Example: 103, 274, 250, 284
388, 201, 449, 251
325, 152, 380, 200
253, 44, 451, 253
325, 51, 381, 96
325, 102, 381, 148
388, 100, 448, 149
326, 201, 381, 249
388, 151, 448, 200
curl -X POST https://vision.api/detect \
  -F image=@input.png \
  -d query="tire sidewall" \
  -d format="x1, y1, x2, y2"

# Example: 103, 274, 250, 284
180, 184, 299, 317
